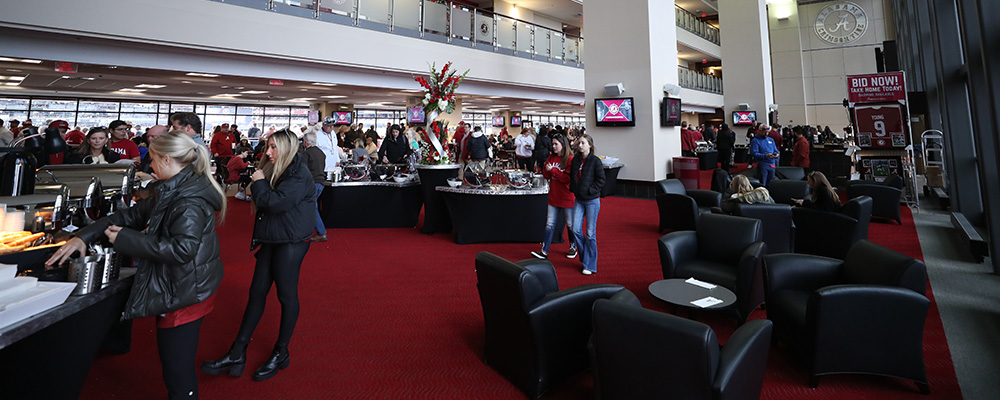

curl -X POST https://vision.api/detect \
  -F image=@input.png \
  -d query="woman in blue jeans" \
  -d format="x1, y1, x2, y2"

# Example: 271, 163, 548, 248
531, 134, 577, 260
568, 134, 605, 275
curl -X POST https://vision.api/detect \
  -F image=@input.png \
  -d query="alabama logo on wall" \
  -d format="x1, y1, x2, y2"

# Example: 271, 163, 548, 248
815, 2, 868, 45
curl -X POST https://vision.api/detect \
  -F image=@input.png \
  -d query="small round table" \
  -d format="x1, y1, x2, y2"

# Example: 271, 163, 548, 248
648, 279, 737, 318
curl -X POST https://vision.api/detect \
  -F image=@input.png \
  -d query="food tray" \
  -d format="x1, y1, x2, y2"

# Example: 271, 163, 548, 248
0, 281, 76, 329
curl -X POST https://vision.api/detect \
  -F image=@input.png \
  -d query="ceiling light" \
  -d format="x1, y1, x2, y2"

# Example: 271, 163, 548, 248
6, 69, 22, 72
135, 84, 166, 88
0, 76, 26, 81
489, 96, 502, 99
235, 87, 245, 90
401, 89, 424, 93
523, 106, 543, 109
60, 76, 71, 79
289, 98, 316, 102
220, 86, 230, 89
322, 95, 347, 99
3, 82, 21, 86
214, 93, 241, 97
186, 72, 220, 77
181, 81, 192, 84
117, 88, 146, 92
312, 82, 337, 86
81, 77, 96, 81
240, 90, 269, 94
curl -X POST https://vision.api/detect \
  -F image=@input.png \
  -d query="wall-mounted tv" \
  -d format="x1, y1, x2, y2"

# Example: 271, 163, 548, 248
732, 111, 757, 126
407, 107, 425, 124
510, 116, 522, 127
492, 116, 506, 127
595, 97, 635, 127
660, 97, 681, 127
331, 111, 353, 125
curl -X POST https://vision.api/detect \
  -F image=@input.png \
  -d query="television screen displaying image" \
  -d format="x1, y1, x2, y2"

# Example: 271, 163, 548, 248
732, 111, 757, 126
492, 116, 505, 127
660, 97, 681, 127
407, 107, 425, 124
595, 97, 635, 127
510, 116, 522, 127
332, 111, 352, 125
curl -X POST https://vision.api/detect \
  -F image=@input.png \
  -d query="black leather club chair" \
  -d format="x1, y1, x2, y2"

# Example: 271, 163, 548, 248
766, 179, 811, 205
656, 178, 722, 232
711, 169, 732, 194
474, 252, 625, 398
792, 196, 872, 259
775, 166, 807, 181
590, 298, 773, 400
847, 179, 903, 224
735, 203, 795, 254
657, 213, 767, 322
763, 240, 930, 393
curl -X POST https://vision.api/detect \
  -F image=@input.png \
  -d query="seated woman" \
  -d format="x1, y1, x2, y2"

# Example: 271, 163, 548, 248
364, 136, 378, 158
350, 138, 369, 164
721, 174, 774, 214
65, 127, 121, 165
794, 171, 841, 212
227, 150, 253, 200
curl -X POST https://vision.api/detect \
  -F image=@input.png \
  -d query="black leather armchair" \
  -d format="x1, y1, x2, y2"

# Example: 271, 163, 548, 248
766, 179, 810, 205
735, 203, 795, 254
591, 298, 773, 400
657, 213, 767, 322
474, 252, 625, 398
847, 182, 903, 224
792, 196, 872, 259
656, 178, 722, 232
775, 166, 807, 181
763, 240, 930, 392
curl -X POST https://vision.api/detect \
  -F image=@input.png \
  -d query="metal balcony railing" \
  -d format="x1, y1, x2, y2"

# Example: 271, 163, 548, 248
678, 67, 723, 94
675, 5, 720, 45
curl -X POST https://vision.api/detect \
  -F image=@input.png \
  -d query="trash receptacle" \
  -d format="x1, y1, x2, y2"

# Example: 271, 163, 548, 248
672, 157, 700, 190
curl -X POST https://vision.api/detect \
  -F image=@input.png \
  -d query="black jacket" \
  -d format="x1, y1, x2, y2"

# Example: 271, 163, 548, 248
466, 134, 490, 160
378, 134, 411, 164
250, 154, 316, 248
716, 129, 735, 151
64, 147, 121, 165
303, 146, 326, 183
802, 187, 842, 213
569, 153, 606, 201
532, 134, 551, 162
77, 165, 223, 319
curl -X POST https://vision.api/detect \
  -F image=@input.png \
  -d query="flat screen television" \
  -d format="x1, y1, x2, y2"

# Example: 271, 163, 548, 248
732, 111, 757, 126
510, 116, 522, 127
595, 97, 635, 127
660, 97, 681, 127
407, 107, 425, 124
492, 116, 505, 127
331, 111, 352, 125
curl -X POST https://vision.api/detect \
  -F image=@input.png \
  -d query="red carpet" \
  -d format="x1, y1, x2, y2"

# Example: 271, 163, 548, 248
79, 177, 961, 399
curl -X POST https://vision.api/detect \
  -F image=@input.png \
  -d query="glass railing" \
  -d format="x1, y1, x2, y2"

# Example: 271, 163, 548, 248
260, 0, 584, 67
675, 5, 720, 45
678, 67, 723, 94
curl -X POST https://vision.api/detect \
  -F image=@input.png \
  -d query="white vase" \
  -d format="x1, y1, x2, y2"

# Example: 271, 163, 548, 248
425, 110, 444, 157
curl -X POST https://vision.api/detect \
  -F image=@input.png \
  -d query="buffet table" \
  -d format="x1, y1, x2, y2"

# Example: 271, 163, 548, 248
437, 185, 548, 244
320, 180, 423, 228
601, 162, 625, 197
0, 269, 135, 399
415, 164, 461, 234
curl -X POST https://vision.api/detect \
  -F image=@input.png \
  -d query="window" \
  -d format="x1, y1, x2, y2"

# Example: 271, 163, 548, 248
78, 100, 120, 112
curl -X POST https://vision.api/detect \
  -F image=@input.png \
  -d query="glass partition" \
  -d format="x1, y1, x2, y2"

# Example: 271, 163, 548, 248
675, 6, 720, 45
423, 0, 449, 36
475, 10, 494, 46
275, 0, 316, 10
677, 67, 723, 94
359, 0, 390, 24
496, 16, 516, 50
549, 30, 563, 60
566, 36, 579, 63
393, 0, 421, 31
320, 0, 355, 17
451, 6, 473, 41
516, 22, 533, 55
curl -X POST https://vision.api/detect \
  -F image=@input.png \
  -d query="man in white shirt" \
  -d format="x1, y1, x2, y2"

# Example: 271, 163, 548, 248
514, 128, 535, 170
316, 116, 341, 172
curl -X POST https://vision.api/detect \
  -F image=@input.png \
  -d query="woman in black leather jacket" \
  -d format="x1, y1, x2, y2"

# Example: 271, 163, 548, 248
568, 134, 605, 275
47, 130, 226, 399
378, 124, 411, 164
202, 129, 315, 382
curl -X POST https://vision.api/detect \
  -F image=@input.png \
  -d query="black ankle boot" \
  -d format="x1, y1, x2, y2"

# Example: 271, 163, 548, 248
201, 341, 247, 377
253, 344, 290, 382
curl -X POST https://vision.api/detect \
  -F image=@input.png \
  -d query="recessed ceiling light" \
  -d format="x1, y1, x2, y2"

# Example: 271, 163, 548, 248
3, 82, 21, 86
214, 93, 241, 97
60, 76, 71, 79
312, 82, 337, 86
220, 86, 230, 89
135, 84, 166, 88
235, 87, 245, 90
0, 76, 25, 81
401, 89, 424, 93
6, 69, 22, 72
181, 81, 192, 84
489, 96, 502, 99
81, 77, 96, 81
118, 88, 146, 92
289, 98, 316, 102
240, 90, 269, 94
322, 95, 347, 99
186, 72, 220, 78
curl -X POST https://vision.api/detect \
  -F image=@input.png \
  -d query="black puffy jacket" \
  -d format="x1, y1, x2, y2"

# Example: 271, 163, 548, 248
250, 154, 316, 248
569, 153, 606, 201
77, 165, 224, 319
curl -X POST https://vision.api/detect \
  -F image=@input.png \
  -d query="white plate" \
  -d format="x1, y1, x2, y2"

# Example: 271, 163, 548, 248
0, 281, 77, 329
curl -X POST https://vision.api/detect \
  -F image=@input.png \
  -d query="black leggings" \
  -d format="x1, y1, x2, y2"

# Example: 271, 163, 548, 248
236, 241, 310, 347
158, 317, 204, 400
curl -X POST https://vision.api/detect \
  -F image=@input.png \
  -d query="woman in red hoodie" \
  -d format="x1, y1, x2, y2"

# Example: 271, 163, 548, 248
531, 134, 578, 259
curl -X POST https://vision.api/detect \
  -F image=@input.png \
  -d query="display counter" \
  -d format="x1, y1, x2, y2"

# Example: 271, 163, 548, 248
320, 180, 423, 228
415, 164, 461, 234
601, 162, 625, 197
0, 269, 135, 399
436, 185, 548, 244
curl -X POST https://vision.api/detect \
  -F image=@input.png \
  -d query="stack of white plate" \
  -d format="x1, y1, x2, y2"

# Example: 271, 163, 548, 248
0, 264, 76, 329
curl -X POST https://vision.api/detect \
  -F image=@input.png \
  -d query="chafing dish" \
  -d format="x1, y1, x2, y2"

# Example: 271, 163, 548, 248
0, 183, 73, 231
36, 164, 133, 216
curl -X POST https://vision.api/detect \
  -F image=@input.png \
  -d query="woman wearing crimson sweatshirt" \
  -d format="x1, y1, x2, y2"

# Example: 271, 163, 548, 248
531, 134, 578, 260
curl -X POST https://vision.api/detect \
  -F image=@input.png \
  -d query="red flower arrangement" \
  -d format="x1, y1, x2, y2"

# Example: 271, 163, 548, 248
414, 62, 469, 115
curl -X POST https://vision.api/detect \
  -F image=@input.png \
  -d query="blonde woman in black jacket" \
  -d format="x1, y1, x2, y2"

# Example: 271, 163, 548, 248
568, 134, 605, 275
48, 130, 226, 399
202, 129, 315, 382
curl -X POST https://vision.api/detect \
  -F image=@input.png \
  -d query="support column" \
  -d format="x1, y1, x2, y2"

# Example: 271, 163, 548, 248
719, 0, 774, 145
583, 0, 679, 181
767, 1, 808, 127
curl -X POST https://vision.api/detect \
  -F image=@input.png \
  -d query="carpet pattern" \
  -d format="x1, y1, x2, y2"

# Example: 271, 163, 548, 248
78, 171, 960, 399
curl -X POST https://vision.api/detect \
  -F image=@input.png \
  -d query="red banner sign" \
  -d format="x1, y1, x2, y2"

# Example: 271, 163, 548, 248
847, 72, 906, 103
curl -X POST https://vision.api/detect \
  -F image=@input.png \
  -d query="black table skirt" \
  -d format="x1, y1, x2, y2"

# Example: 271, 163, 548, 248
441, 192, 547, 244
601, 166, 622, 197
697, 150, 719, 170
416, 166, 460, 234
319, 184, 423, 228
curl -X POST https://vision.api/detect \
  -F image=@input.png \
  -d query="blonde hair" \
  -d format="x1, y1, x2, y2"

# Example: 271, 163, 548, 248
729, 174, 754, 195
808, 171, 839, 203
149, 130, 226, 219
258, 129, 299, 188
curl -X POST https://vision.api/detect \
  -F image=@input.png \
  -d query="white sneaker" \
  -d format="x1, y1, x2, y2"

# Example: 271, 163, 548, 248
581, 269, 594, 275
235, 192, 249, 201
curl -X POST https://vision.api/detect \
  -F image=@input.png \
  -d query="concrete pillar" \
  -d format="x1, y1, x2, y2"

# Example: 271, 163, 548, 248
719, 0, 774, 144
767, 1, 808, 127
583, 0, 679, 181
